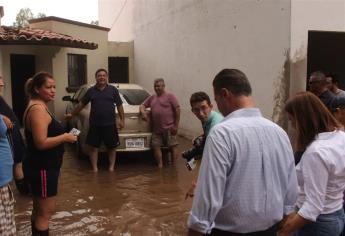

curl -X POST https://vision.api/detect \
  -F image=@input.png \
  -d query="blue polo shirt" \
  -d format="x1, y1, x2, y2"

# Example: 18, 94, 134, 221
82, 84, 123, 127
0, 116, 13, 187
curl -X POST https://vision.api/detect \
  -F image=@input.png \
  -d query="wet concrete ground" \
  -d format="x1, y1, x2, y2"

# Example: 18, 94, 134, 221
14, 136, 197, 235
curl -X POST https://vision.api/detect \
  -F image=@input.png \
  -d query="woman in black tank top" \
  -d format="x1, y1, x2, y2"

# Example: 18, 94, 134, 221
24, 72, 77, 236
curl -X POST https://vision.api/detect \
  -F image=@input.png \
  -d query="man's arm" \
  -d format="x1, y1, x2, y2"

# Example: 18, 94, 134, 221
170, 94, 180, 135
187, 132, 230, 234
139, 104, 149, 121
0, 114, 13, 129
117, 105, 125, 129
65, 102, 86, 120
277, 212, 309, 236
171, 106, 180, 135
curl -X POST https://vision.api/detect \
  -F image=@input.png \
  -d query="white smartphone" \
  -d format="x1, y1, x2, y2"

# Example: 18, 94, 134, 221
186, 158, 197, 171
69, 128, 81, 136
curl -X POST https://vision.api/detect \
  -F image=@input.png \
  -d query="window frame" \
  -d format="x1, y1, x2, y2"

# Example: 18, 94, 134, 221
66, 53, 87, 93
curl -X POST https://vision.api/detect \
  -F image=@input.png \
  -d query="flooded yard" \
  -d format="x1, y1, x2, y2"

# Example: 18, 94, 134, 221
14, 137, 196, 235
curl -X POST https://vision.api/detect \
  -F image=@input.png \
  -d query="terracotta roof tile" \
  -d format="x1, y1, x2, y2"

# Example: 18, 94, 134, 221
0, 26, 98, 49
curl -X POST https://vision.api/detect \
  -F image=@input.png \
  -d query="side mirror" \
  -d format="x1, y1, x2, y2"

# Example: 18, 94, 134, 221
62, 95, 72, 101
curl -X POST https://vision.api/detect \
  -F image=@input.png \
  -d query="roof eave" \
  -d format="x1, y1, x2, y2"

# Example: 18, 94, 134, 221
0, 40, 98, 50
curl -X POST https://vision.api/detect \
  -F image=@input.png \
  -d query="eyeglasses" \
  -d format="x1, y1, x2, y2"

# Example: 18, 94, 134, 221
192, 105, 209, 114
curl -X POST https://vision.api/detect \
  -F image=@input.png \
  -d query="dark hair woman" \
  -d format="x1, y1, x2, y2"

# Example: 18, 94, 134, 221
278, 91, 345, 236
23, 72, 77, 235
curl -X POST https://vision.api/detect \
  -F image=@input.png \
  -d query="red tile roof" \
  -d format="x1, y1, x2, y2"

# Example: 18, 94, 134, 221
0, 26, 98, 49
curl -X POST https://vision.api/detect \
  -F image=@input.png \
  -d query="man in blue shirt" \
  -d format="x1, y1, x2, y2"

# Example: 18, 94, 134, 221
190, 91, 223, 137
184, 91, 223, 199
67, 69, 125, 172
187, 69, 298, 235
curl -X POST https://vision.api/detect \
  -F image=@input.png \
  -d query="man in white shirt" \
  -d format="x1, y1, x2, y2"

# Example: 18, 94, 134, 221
187, 69, 298, 235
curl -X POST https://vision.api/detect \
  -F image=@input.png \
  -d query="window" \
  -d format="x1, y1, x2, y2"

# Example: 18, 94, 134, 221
118, 89, 150, 105
108, 57, 129, 83
67, 54, 87, 92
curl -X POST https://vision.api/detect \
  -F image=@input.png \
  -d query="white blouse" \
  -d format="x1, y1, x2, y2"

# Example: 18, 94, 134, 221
296, 130, 345, 221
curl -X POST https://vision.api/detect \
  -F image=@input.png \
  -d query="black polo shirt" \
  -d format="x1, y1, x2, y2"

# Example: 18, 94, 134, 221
81, 84, 123, 127
319, 90, 345, 112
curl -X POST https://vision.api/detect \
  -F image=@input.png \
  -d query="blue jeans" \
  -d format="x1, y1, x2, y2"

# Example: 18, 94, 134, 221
293, 208, 345, 236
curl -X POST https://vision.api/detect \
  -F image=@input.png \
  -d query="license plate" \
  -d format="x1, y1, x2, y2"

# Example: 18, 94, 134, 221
125, 138, 145, 148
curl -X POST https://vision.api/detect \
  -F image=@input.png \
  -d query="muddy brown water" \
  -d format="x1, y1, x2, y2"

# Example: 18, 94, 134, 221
14, 137, 197, 235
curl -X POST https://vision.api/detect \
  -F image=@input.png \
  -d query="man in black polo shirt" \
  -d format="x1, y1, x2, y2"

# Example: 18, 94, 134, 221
67, 68, 125, 172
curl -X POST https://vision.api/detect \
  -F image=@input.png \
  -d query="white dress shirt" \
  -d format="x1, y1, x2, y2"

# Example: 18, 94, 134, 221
187, 108, 298, 234
296, 130, 345, 222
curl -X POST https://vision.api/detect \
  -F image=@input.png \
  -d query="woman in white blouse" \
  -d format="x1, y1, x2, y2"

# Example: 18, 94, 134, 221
278, 91, 345, 236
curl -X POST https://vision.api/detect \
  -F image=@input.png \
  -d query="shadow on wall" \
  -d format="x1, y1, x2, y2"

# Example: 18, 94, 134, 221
272, 49, 290, 130
272, 46, 307, 131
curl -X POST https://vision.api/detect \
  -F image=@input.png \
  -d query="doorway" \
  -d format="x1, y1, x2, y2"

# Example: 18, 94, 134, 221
10, 54, 35, 125
307, 31, 345, 89
108, 57, 129, 83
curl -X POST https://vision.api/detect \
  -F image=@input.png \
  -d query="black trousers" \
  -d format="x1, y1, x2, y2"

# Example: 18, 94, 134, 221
207, 223, 279, 236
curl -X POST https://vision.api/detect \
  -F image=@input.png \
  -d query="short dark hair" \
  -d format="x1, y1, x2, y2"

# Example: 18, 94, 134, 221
328, 74, 340, 84
213, 69, 252, 96
190, 91, 211, 106
310, 70, 326, 80
154, 78, 165, 85
95, 68, 108, 77
25, 71, 53, 99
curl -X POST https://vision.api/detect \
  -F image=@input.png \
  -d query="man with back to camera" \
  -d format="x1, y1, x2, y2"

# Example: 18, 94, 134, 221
184, 91, 223, 199
187, 69, 298, 235
66, 68, 125, 172
139, 78, 180, 168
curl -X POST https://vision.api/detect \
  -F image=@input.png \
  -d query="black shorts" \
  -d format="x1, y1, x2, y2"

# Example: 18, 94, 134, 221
86, 124, 120, 149
28, 169, 60, 198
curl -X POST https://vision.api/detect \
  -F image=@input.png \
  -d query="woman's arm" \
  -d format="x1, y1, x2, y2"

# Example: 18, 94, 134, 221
278, 212, 310, 236
29, 106, 75, 149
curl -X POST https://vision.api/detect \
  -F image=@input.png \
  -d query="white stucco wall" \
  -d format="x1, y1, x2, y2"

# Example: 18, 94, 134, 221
99, 0, 134, 41
290, 0, 345, 95
129, 0, 291, 137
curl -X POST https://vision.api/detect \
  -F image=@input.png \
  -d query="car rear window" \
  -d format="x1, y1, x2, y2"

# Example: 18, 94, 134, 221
119, 89, 150, 105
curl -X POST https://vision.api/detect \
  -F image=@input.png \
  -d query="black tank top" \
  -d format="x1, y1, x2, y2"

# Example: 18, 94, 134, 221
24, 104, 65, 170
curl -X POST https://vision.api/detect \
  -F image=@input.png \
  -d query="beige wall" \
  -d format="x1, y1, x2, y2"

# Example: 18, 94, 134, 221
0, 45, 59, 112
290, 0, 345, 96
108, 41, 134, 83
127, 0, 291, 137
